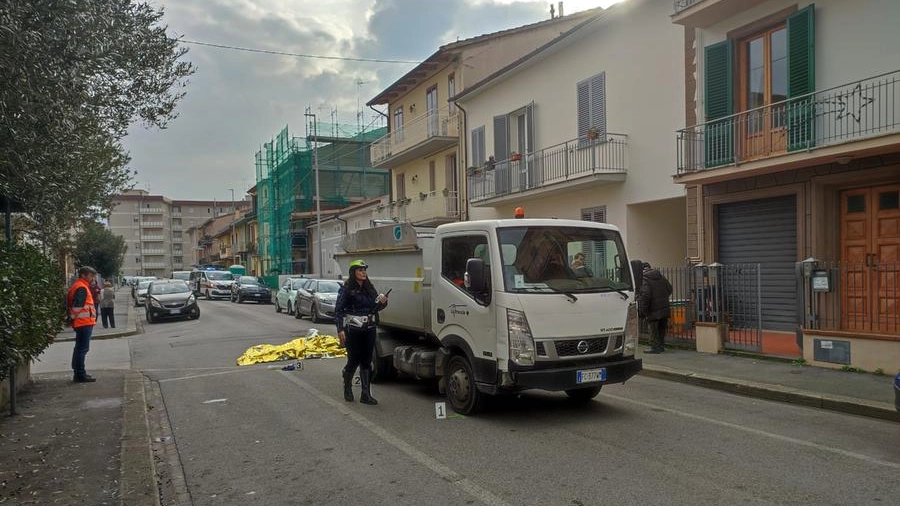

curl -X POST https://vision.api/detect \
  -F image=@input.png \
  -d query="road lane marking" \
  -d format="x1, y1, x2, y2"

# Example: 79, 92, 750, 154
603, 393, 900, 470
278, 372, 513, 506
158, 368, 252, 383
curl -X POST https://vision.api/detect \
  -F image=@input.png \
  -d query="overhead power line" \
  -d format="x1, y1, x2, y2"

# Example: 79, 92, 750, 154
181, 39, 420, 64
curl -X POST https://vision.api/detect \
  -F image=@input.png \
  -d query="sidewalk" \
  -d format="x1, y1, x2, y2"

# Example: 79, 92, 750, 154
638, 346, 900, 422
55, 287, 140, 342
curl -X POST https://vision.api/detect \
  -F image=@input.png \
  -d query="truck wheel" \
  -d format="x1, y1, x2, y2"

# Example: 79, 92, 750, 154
446, 355, 485, 415
564, 386, 602, 402
371, 354, 397, 383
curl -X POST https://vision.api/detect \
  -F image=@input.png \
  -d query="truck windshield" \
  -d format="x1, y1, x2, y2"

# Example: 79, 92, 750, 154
497, 226, 632, 294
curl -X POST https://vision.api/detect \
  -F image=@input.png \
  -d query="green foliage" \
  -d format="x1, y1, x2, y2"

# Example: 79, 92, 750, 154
840, 365, 867, 374
0, 0, 195, 247
873, 368, 885, 376
0, 241, 65, 381
791, 357, 807, 366
73, 222, 127, 278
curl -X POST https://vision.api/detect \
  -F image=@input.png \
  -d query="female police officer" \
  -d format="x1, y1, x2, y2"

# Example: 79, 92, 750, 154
335, 259, 388, 405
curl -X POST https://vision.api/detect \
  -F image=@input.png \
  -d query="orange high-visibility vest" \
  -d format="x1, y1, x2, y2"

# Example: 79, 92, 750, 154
67, 278, 97, 328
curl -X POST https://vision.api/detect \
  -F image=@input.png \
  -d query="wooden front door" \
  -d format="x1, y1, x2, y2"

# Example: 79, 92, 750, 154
840, 185, 900, 333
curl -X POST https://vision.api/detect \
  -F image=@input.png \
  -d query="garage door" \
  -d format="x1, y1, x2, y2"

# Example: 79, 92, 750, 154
717, 195, 797, 331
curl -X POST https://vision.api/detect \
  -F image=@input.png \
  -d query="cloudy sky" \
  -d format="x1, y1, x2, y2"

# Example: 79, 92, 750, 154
126, 0, 619, 201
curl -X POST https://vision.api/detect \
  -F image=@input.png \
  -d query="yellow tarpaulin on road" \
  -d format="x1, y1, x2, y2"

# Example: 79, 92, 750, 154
236, 335, 346, 366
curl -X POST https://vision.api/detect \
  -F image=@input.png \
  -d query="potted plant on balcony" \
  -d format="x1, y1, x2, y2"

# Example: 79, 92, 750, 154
510, 152, 522, 162
586, 126, 601, 141
467, 165, 483, 178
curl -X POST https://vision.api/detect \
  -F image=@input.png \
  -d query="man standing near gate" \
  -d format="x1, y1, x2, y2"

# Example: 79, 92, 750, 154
639, 262, 672, 354
67, 266, 98, 382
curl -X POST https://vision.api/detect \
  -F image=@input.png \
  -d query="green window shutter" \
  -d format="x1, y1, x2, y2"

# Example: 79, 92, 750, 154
787, 4, 816, 151
704, 40, 734, 167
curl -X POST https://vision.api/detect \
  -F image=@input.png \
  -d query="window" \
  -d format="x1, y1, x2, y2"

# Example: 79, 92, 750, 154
577, 72, 606, 144
396, 173, 406, 200
441, 234, 489, 297
393, 106, 404, 142
448, 73, 456, 114
429, 161, 436, 192
133, 216, 139, 222
426, 86, 439, 137
471, 126, 485, 168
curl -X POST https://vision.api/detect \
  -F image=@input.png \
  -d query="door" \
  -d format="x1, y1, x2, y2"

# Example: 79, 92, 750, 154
426, 86, 438, 137
840, 185, 900, 332
738, 25, 788, 160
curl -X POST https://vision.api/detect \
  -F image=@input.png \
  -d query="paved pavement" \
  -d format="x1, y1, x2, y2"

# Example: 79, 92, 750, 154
3, 304, 898, 505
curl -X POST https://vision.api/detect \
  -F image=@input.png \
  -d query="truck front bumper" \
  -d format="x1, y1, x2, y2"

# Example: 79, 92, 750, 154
511, 357, 642, 391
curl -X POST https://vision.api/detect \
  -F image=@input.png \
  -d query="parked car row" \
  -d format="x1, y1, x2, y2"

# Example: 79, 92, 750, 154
274, 277, 341, 322
145, 279, 200, 323
229, 276, 272, 304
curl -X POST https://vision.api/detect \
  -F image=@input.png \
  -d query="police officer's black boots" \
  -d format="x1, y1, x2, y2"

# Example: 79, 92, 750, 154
342, 367, 355, 402
359, 368, 378, 405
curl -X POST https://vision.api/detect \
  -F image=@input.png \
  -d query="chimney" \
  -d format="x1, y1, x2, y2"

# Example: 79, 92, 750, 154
558, 1, 564, 17
550, 3, 555, 18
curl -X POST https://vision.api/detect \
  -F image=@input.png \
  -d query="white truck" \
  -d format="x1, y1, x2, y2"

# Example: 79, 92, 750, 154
335, 218, 643, 415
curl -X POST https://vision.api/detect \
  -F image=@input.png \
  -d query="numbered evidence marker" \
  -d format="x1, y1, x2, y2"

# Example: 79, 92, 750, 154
354, 375, 361, 385
435, 402, 447, 419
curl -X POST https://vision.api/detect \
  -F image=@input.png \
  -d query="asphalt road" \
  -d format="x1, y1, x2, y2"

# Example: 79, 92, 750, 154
133, 297, 900, 506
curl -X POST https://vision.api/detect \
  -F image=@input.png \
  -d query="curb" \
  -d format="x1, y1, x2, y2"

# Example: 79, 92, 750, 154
56, 304, 142, 342
120, 371, 160, 506
640, 364, 900, 423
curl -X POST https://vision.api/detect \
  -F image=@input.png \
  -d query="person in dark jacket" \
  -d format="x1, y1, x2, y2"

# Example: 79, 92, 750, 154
335, 259, 388, 405
638, 262, 672, 354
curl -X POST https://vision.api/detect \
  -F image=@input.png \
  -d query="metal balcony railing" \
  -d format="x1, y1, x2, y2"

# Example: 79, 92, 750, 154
141, 207, 164, 214
468, 133, 627, 202
397, 190, 460, 224
677, 70, 900, 175
141, 235, 164, 241
371, 108, 459, 165
673, 0, 705, 14
141, 221, 164, 228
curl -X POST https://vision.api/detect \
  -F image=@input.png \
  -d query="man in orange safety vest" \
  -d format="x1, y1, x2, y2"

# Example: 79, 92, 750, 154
67, 266, 98, 382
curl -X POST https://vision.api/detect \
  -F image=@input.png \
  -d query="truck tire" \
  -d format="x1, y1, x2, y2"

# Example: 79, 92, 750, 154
564, 386, 602, 402
446, 355, 485, 415
371, 354, 397, 383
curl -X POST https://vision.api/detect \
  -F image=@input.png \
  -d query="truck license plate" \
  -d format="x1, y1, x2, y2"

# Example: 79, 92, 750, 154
576, 368, 606, 384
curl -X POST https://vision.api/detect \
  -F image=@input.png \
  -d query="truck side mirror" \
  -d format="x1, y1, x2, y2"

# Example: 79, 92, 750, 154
465, 258, 487, 294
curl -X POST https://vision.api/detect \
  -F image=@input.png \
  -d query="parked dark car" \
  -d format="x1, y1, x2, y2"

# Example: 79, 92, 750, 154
145, 280, 200, 323
295, 279, 342, 322
894, 372, 899, 412
230, 276, 271, 304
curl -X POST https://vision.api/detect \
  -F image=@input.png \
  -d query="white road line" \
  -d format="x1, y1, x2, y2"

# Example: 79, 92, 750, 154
157, 368, 253, 383
278, 372, 512, 506
603, 393, 900, 470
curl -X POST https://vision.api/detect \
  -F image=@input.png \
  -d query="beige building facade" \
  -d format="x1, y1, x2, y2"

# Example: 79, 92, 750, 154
109, 190, 238, 277
366, 8, 600, 227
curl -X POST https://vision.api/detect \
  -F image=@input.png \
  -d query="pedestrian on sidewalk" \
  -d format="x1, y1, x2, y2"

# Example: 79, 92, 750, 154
99, 280, 116, 329
67, 266, 99, 382
638, 262, 672, 354
335, 259, 389, 405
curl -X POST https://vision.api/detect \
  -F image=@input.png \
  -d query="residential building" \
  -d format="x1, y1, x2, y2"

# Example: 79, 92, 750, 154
672, 0, 900, 370
366, 7, 601, 227
453, 0, 686, 268
308, 197, 391, 278
109, 190, 238, 277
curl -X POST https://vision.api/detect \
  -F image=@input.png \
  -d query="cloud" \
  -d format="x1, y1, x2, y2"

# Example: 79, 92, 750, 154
124, 0, 571, 200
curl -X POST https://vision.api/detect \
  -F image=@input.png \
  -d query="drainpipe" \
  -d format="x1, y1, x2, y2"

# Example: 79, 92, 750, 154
368, 104, 387, 119
453, 101, 469, 222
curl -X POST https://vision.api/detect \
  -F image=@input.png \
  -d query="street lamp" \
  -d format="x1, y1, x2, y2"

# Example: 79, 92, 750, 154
303, 111, 323, 277
227, 189, 236, 266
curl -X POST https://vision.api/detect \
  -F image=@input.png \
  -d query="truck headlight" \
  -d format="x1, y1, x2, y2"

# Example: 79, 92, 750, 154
623, 302, 639, 357
507, 309, 535, 366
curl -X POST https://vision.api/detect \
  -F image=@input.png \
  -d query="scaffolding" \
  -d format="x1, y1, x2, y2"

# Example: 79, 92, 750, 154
254, 121, 388, 277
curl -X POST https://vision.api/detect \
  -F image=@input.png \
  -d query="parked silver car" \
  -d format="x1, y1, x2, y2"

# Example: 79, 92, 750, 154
133, 280, 153, 307
295, 279, 342, 322
274, 277, 308, 315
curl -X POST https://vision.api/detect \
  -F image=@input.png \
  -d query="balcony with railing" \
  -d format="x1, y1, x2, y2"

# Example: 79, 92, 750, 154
370, 108, 459, 168
468, 133, 628, 205
141, 207, 164, 214
672, 0, 767, 27
142, 262, 167, 269
676, 70, 900, 181
374, 190, 460, 226
141, 221, 164, 228
141, 235, 164, 241
141, 249, 166, 255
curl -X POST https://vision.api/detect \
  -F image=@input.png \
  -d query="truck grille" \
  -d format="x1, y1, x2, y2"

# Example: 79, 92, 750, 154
555, 337, 609, 356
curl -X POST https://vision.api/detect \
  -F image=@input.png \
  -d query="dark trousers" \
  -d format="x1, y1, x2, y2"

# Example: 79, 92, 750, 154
72, 325, 93, 379
343, 326, 376, 375
648, 318, 668, 350
100, 307, 116, 328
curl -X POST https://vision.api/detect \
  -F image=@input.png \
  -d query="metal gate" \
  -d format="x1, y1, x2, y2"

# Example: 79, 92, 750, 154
651, 263, 763, 351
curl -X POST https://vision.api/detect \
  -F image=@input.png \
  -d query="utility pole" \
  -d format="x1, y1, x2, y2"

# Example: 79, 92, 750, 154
304, 110, 323, 276
228, 189, 235, 265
